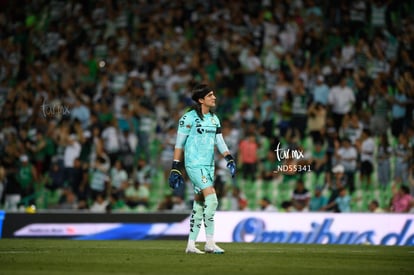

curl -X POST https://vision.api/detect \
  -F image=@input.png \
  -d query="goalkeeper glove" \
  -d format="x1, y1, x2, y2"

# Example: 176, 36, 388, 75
225, 154, 236, 178
168, 161, 184, 189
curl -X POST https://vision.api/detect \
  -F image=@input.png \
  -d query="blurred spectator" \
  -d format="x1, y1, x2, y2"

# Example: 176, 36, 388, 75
26, 131, 48, 175
260, 150, 280, 183
215, 157, 231, 203
273, 70, 292, 111
376, 133, 392, 190
110, 159, 128, 198
56, 187, 78, 210
238, 191, 250, 211
233, 102, 254, 128
107, 193, 128, 213
16, 154, 38, 206
291, 178, 310, 212
389, 81, 409, 139
70, 159, 90, 209
90, 193, 109, 213
328, 76, 355, 131
340, 113, 363, 145
326, 164, 347, 212
118, 128, 137, 174
259, 196, 278, 212
238, 127, 258, 182
311, 75, 329, 106
368, 79, 389, 136
309, 185, 328, 212
335, 137, 358, 194
353, 65, 371, 111
124, 179, 149, 211
309, 140, 328, 182
368, 199, 384, 213
44, 158, 64, 192
257, 126, 271, 163
136, 104, 156, 163
394, 133, 411, 185
71, 98, 90, 130
3, 169, 21, 211
321, 187, 352, 213
240, 47, 262, 100
159, 125, 176, 183
157, 194, 174, 211
89, 156, 110, 201
220, 186, 248, 211
370, 0, 388, 32
68, 158, 89, 197
323, 118, 339, 182
221, 119, 240, 158
280, 201, 294, 212
278, 91, 293, 138
307, 102, 327, 144
88, 126, 105, 167
349, 1, 368, 31
290, 77, 309, 140
357, 129, 375, 188
340, 37, 355, 71
389, 184, 412, 213
63, 134, 82, 179
259, 93, 274, 138
132, 158, 153, 189
101, 119, 120, 165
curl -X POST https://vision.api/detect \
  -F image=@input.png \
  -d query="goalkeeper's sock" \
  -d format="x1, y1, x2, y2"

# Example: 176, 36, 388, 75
188, 200, 204, 244
203, 193, 218, 239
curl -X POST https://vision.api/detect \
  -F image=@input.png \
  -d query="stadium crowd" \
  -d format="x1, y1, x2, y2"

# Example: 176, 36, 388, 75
0, 0, 414, 213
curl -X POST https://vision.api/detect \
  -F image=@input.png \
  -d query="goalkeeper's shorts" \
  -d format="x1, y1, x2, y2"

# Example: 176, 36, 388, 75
185, 166, 215, 194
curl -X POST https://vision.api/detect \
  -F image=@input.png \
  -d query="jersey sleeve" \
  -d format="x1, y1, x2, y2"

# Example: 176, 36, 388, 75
214, 115, 229, 154
214, 114, 222, 128
177, 113, 192, 135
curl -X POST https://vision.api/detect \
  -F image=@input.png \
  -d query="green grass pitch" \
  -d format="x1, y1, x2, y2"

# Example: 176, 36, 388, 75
0, 239, 413, 275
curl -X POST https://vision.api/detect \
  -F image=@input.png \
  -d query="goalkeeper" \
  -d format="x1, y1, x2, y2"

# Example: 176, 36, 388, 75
169, 84, 236, 254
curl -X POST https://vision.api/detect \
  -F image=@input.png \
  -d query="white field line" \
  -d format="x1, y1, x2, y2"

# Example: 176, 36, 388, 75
0, 250, 50, 254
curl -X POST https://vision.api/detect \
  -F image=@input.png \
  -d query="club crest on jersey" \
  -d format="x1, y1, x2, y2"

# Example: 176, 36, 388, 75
201, 176, 208, 183
210, 117, 217, 125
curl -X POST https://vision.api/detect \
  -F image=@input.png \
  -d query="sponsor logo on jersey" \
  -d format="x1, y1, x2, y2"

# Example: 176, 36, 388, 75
197, 128, 216, 134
